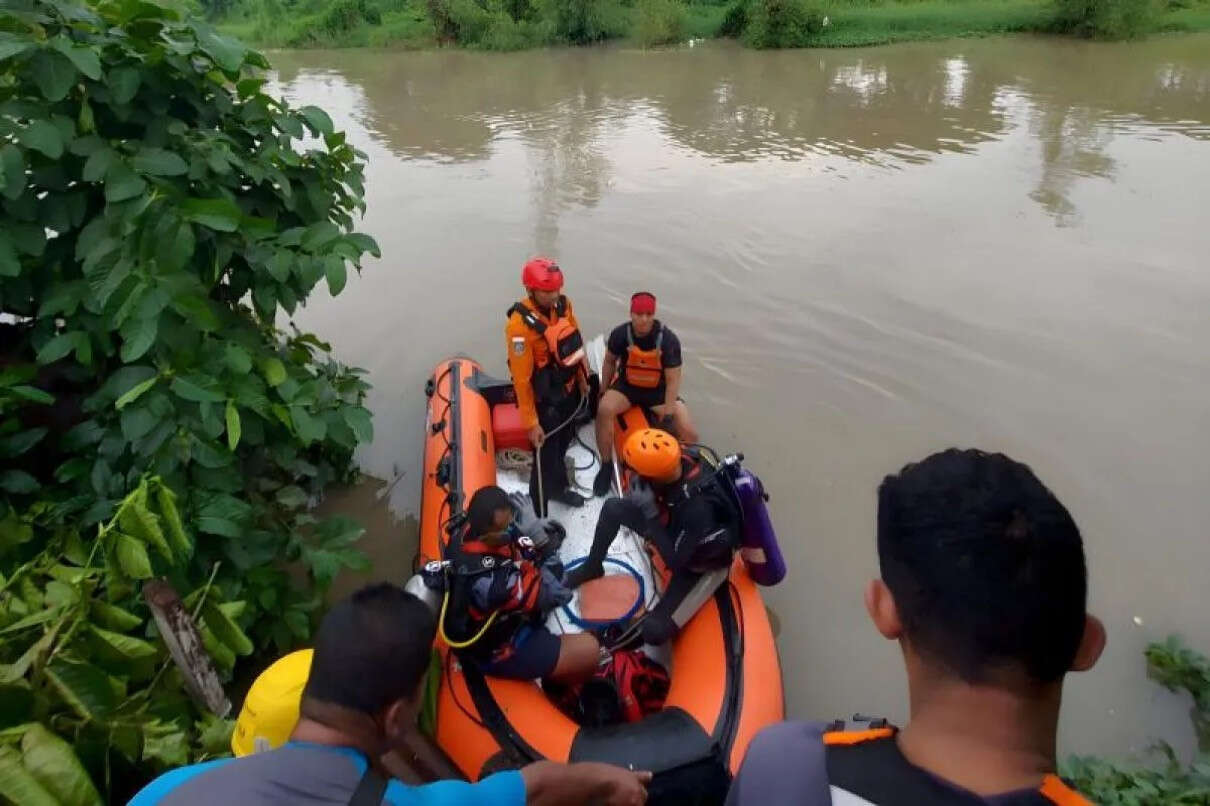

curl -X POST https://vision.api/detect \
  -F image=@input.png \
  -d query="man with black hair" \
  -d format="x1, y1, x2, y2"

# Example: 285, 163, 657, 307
131, 583, 649, 805
593, 292, 698, 497
447, 485, 600, 683
728, 449, 1104, 806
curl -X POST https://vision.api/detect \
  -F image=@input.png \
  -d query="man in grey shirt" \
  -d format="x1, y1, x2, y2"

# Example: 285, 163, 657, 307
130, 583, 649, 805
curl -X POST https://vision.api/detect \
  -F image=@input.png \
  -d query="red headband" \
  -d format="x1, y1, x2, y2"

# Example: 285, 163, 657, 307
631, 292, 656, 315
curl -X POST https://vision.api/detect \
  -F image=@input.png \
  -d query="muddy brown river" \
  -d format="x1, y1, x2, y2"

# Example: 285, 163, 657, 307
270, 35, 1210, 759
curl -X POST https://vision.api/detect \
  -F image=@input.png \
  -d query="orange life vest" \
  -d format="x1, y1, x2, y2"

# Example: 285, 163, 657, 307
623, 325, 664, 389
510, 299, 585, 372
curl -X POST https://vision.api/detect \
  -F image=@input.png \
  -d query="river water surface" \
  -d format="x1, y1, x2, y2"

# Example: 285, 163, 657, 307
270, 35, 1210, 758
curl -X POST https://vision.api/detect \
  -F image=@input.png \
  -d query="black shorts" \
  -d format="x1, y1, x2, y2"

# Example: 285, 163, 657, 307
610, 379, 671, 411
477, 624, 562, 680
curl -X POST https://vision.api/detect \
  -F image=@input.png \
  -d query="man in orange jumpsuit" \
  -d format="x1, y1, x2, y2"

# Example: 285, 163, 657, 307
506, 257, 590, 516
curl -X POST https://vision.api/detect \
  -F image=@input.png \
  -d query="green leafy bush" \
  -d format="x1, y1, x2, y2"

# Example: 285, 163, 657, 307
1051, 0, 1160, 37
322, 0, 384, 31
0, 0, 379, 798
535, 0, 627, 42
741, 0, 825, 46
1064, 636, 1210, 803
718, 0, 748, 35
634, 0, 688, 44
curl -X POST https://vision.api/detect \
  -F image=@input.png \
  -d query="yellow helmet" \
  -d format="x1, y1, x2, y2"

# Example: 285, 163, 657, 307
231, 649, 313, 756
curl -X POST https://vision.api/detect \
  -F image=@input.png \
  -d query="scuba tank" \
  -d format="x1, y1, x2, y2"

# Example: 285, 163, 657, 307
733, 469, 786, 586
404, 560, 447, 615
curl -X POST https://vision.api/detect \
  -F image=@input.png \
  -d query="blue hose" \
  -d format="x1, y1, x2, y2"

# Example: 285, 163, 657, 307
560, 556, 646, 629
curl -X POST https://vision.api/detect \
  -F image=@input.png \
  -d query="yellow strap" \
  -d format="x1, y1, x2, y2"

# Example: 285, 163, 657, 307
437, 588, 499, 649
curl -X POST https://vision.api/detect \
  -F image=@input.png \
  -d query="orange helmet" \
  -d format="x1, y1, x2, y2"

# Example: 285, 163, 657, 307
622, 429, 681, 482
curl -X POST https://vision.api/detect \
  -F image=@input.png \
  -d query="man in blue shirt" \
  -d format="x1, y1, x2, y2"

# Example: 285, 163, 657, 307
131, 583, 649, 805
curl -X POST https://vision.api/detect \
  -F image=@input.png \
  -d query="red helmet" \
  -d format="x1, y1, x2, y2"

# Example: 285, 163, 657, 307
522, 257, 563, 292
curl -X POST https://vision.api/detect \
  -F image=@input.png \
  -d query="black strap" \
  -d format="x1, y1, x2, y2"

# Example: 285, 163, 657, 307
508, 303, 546, 335
348, 765, 388, 806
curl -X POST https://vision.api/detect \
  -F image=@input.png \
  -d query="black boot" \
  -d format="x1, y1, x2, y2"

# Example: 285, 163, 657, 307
564, 560, 605, 589
593, 461, 614, 497
549, 489, 587, 508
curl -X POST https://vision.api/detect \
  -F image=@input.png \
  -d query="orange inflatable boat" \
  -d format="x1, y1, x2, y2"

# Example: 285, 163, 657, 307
416, 355, 784, 803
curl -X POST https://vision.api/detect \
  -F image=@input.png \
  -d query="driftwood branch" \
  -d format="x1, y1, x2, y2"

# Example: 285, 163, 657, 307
143, 579, 231, 717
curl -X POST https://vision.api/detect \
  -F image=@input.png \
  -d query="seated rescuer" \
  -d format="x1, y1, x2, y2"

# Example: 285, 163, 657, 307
131, 583, 651, 806
566, 429, 739, 645
506, 257, 591, 515
446, 486, 600, 683
594, 292, 698, 497
727, 449, 1105, 806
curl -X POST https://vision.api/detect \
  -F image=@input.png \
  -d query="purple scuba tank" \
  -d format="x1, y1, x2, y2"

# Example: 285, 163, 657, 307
734, 469, 786, 586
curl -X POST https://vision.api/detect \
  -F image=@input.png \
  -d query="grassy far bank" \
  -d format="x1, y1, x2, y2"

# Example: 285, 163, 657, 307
210, 0, 1210, 51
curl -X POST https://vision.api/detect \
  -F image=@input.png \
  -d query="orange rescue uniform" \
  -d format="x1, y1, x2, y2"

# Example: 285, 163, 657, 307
505, 295, 584, 430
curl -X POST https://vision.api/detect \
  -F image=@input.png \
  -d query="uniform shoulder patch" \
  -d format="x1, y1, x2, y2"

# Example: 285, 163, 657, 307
511, 336, 526, 356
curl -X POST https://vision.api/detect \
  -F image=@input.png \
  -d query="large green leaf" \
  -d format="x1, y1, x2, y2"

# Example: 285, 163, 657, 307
20, 723, 103, 806
104, 162, 146, 202
0, 606, 63, 636
196, 28, 246, 73
51, 37, 101, 81
45, 659, 116, 721
142, 723, 189, 767
153, 483, 191, 557
301, 221, 340, 252
121, 487, 172, 560
113, 533, 152, 579
119, 314, 158, 362
114, 376, 157, 410
119, 403, 157, 442
0, 470, 38, 495
343, 405, 373, 443
324, 256, 347, 295
345, 232, 381, 258
290, 406, 326, 445
0, 745, 57, 806
0, 145, 26, 200
224, 344, 252, 374
171, 375, 224, 403
300, 106, 334, 136
29, 49, 78, 102
9, 386, 53, 405
8, 222, 45, 257
36, 331, 80, 364
0, 233, 18, 277
90, 600, 143, 632
275, 485, 307, 509
0, 427, 47, 457
107, 66, 140, 104
90, 625, 157, 661
261, 357, 288, 387
225, 399, 241, 451
180, 197, 241, 232
201, 601, 253, 656
18, 120, 64, 159
0, 33, 34, 62
132, 147, 188, 177
156, 221, 195, 272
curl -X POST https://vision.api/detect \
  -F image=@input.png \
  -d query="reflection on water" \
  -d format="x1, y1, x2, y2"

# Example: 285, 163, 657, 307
274, 37, 1210, 222
270, 35, 1210, 759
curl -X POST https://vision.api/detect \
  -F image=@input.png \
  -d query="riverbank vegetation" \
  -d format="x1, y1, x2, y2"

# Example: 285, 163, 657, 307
209, 0, 1210, 50
0, 0, 377, 800
1064, 635, 1210, 803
